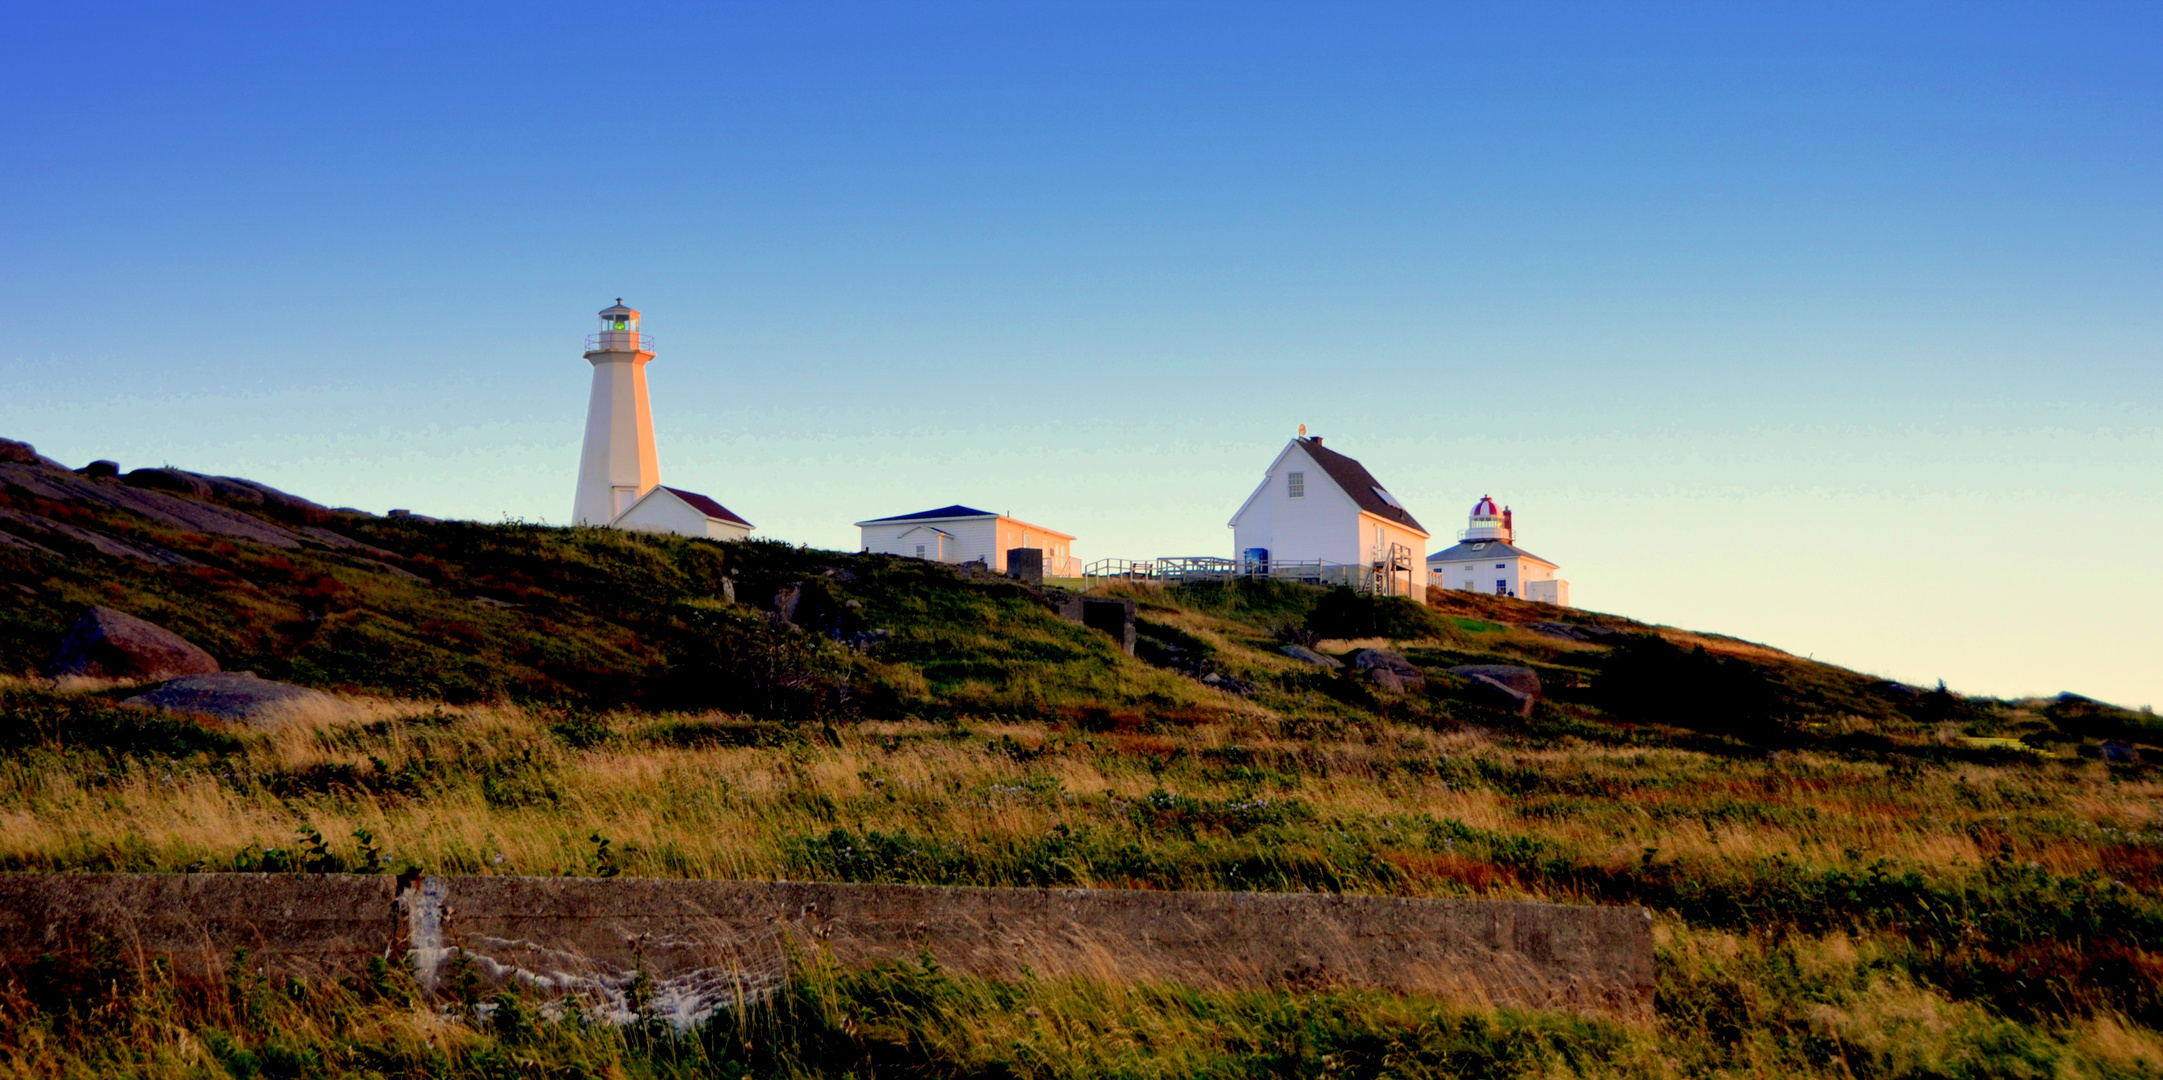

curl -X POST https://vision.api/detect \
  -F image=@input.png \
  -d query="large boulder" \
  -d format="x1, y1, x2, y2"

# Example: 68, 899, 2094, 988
1448, 665, 1541, 717
1350, 648, 1425, 692
48, 606, 220, 681
124, 468, 214, 498
1280, 644, 1341, 668
0, 438, 61, 468
123, 672, 338, 726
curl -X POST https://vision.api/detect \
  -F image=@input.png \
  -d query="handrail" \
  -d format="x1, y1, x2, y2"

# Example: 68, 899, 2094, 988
585, 332, 657, 353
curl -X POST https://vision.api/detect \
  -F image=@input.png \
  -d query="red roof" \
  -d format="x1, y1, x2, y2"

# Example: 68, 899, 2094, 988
659, 487, 752, 527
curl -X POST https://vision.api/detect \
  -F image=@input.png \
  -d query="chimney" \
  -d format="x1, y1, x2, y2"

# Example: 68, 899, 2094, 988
1309, 436, 1322, 446
1502, 507, 1513, 541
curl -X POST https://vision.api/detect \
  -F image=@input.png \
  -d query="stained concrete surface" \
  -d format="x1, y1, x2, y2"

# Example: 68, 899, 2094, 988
0, 873, 1653, 1026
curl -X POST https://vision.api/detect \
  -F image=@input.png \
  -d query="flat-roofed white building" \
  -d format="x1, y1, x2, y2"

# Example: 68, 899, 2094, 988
856, 505, 1078, 575
1227, 435, 1429, 600
1426, 496, 1568, 605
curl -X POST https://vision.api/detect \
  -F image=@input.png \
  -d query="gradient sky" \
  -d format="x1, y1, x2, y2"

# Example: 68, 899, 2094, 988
4, 2, 2158, 706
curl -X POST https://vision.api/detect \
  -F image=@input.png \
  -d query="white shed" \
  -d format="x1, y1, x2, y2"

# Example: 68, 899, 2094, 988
1227, 436, 1430, 600
613, 486, 754, 542
856, 505, 1078, 575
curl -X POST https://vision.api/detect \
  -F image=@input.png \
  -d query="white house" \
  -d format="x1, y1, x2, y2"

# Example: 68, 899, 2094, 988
856, 505, 1079, 576
614, 485, 754, 542
1227, 435, 1430, 600
1426, 496, 1568, 605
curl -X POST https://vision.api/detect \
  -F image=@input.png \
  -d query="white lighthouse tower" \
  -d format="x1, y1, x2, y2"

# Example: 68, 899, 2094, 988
572, 300, 661, 526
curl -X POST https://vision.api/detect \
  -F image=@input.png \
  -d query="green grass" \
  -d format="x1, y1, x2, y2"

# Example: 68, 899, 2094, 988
4, 486, 2163, 1077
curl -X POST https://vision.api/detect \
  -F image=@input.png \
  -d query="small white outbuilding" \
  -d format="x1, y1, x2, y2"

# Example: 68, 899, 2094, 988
613, 485, 755, 542
856, 505, 1078, 575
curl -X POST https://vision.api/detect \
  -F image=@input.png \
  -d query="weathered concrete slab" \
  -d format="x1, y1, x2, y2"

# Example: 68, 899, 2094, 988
409, 878, 1653, 1025
0, 874, 1653, 1026
0, 873, 396, 979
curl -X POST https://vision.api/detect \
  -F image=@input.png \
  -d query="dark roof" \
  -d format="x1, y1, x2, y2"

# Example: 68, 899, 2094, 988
1296, 438, 1427, 535
858, 504, 995, 524
659, 487, 752, 527
1426, 539, 1556, 567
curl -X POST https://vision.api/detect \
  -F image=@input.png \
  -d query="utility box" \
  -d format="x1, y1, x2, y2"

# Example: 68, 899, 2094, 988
1006, 547, 1044, 586
1047, 592, 1136, 655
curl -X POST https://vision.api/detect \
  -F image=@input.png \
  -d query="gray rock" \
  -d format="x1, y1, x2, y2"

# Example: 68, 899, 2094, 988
1448, 665, 1542, 698
49, 606, 220, 680
0, 438, 61, 468
124, 468, 214, 498
1280, 644, 1341, 668
1349, 648, 1425, 691
1447, 665, 1541, 717
124, 672, 338, 725
80, 460, 120, 478
1368, 667, 1406, 693
2102, 739, 2141, 765
1525, 622, 1621, 643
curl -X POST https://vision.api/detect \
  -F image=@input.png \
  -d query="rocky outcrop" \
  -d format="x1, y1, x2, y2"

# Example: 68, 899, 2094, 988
1350, 648, 1425, 692
0, 438, 62, 468
1280, 644, 1341, 668
48, 606, 220, 681
124, 672, 337, 725
123, 467, 214, 498
1449, 664, 1542, 716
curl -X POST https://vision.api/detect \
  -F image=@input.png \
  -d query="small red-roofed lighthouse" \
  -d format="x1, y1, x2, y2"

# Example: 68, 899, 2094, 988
572, 300, 660, 526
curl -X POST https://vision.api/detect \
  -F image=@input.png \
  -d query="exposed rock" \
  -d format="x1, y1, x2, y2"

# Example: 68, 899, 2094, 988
49, 606, 220, 681
1872, 680, 1924, 699
1368, 667, 1406, 693
1349, 648, 1425, 691
212, 476, 332, 521
1280, 644, 1341, 668
124, 468, 214, 498
0, 463, 304, 549
2102, 739, 2141, 765
124, 672, 338, 725
1448, 664, 1542, 717
80, 460, 119, 478
0, 508, 199, 564
0, 438, 61, 468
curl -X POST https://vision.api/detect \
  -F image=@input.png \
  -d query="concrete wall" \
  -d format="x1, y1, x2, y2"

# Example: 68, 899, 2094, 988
0, 874, 1653, 1027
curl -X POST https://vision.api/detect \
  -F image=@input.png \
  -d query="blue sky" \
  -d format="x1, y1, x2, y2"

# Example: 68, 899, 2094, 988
4, 2, 2158, 706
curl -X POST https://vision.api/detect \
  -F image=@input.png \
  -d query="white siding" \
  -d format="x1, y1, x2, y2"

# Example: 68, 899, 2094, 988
614, 490, 751, 541
1230, 444, 1364, 567
861, 514, 1077, 570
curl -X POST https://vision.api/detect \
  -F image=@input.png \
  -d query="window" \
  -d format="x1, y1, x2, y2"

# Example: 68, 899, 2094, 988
1495, 563, 1506, 569
914, 544, 926, 558
1495, 580, 1508, 595
1287, 472, 1304, 498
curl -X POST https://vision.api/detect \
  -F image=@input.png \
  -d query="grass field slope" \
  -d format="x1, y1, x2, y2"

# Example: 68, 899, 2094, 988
3, 445, 2161, 1078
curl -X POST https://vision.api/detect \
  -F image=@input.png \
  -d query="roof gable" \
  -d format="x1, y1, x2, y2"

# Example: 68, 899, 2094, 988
857, 504, 996, 525
653, 486, 753, 527
1294, 438, 1428, 535
1426, 539, 1556, 568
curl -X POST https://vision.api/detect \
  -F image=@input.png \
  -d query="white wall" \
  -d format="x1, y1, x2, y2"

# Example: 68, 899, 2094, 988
1230, 444, 1363, 566
615, 491, 751, 541
861, 516, 997, 564
572, 351, 659, 527
1524, 579, 1571, 606
1428, 549, 1557, 600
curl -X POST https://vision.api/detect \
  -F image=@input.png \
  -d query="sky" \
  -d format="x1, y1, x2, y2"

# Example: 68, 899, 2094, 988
2, 2, 2158, 706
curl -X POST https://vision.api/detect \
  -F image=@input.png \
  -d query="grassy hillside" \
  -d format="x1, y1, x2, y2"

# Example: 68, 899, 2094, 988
3, 454, 2162, 1078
